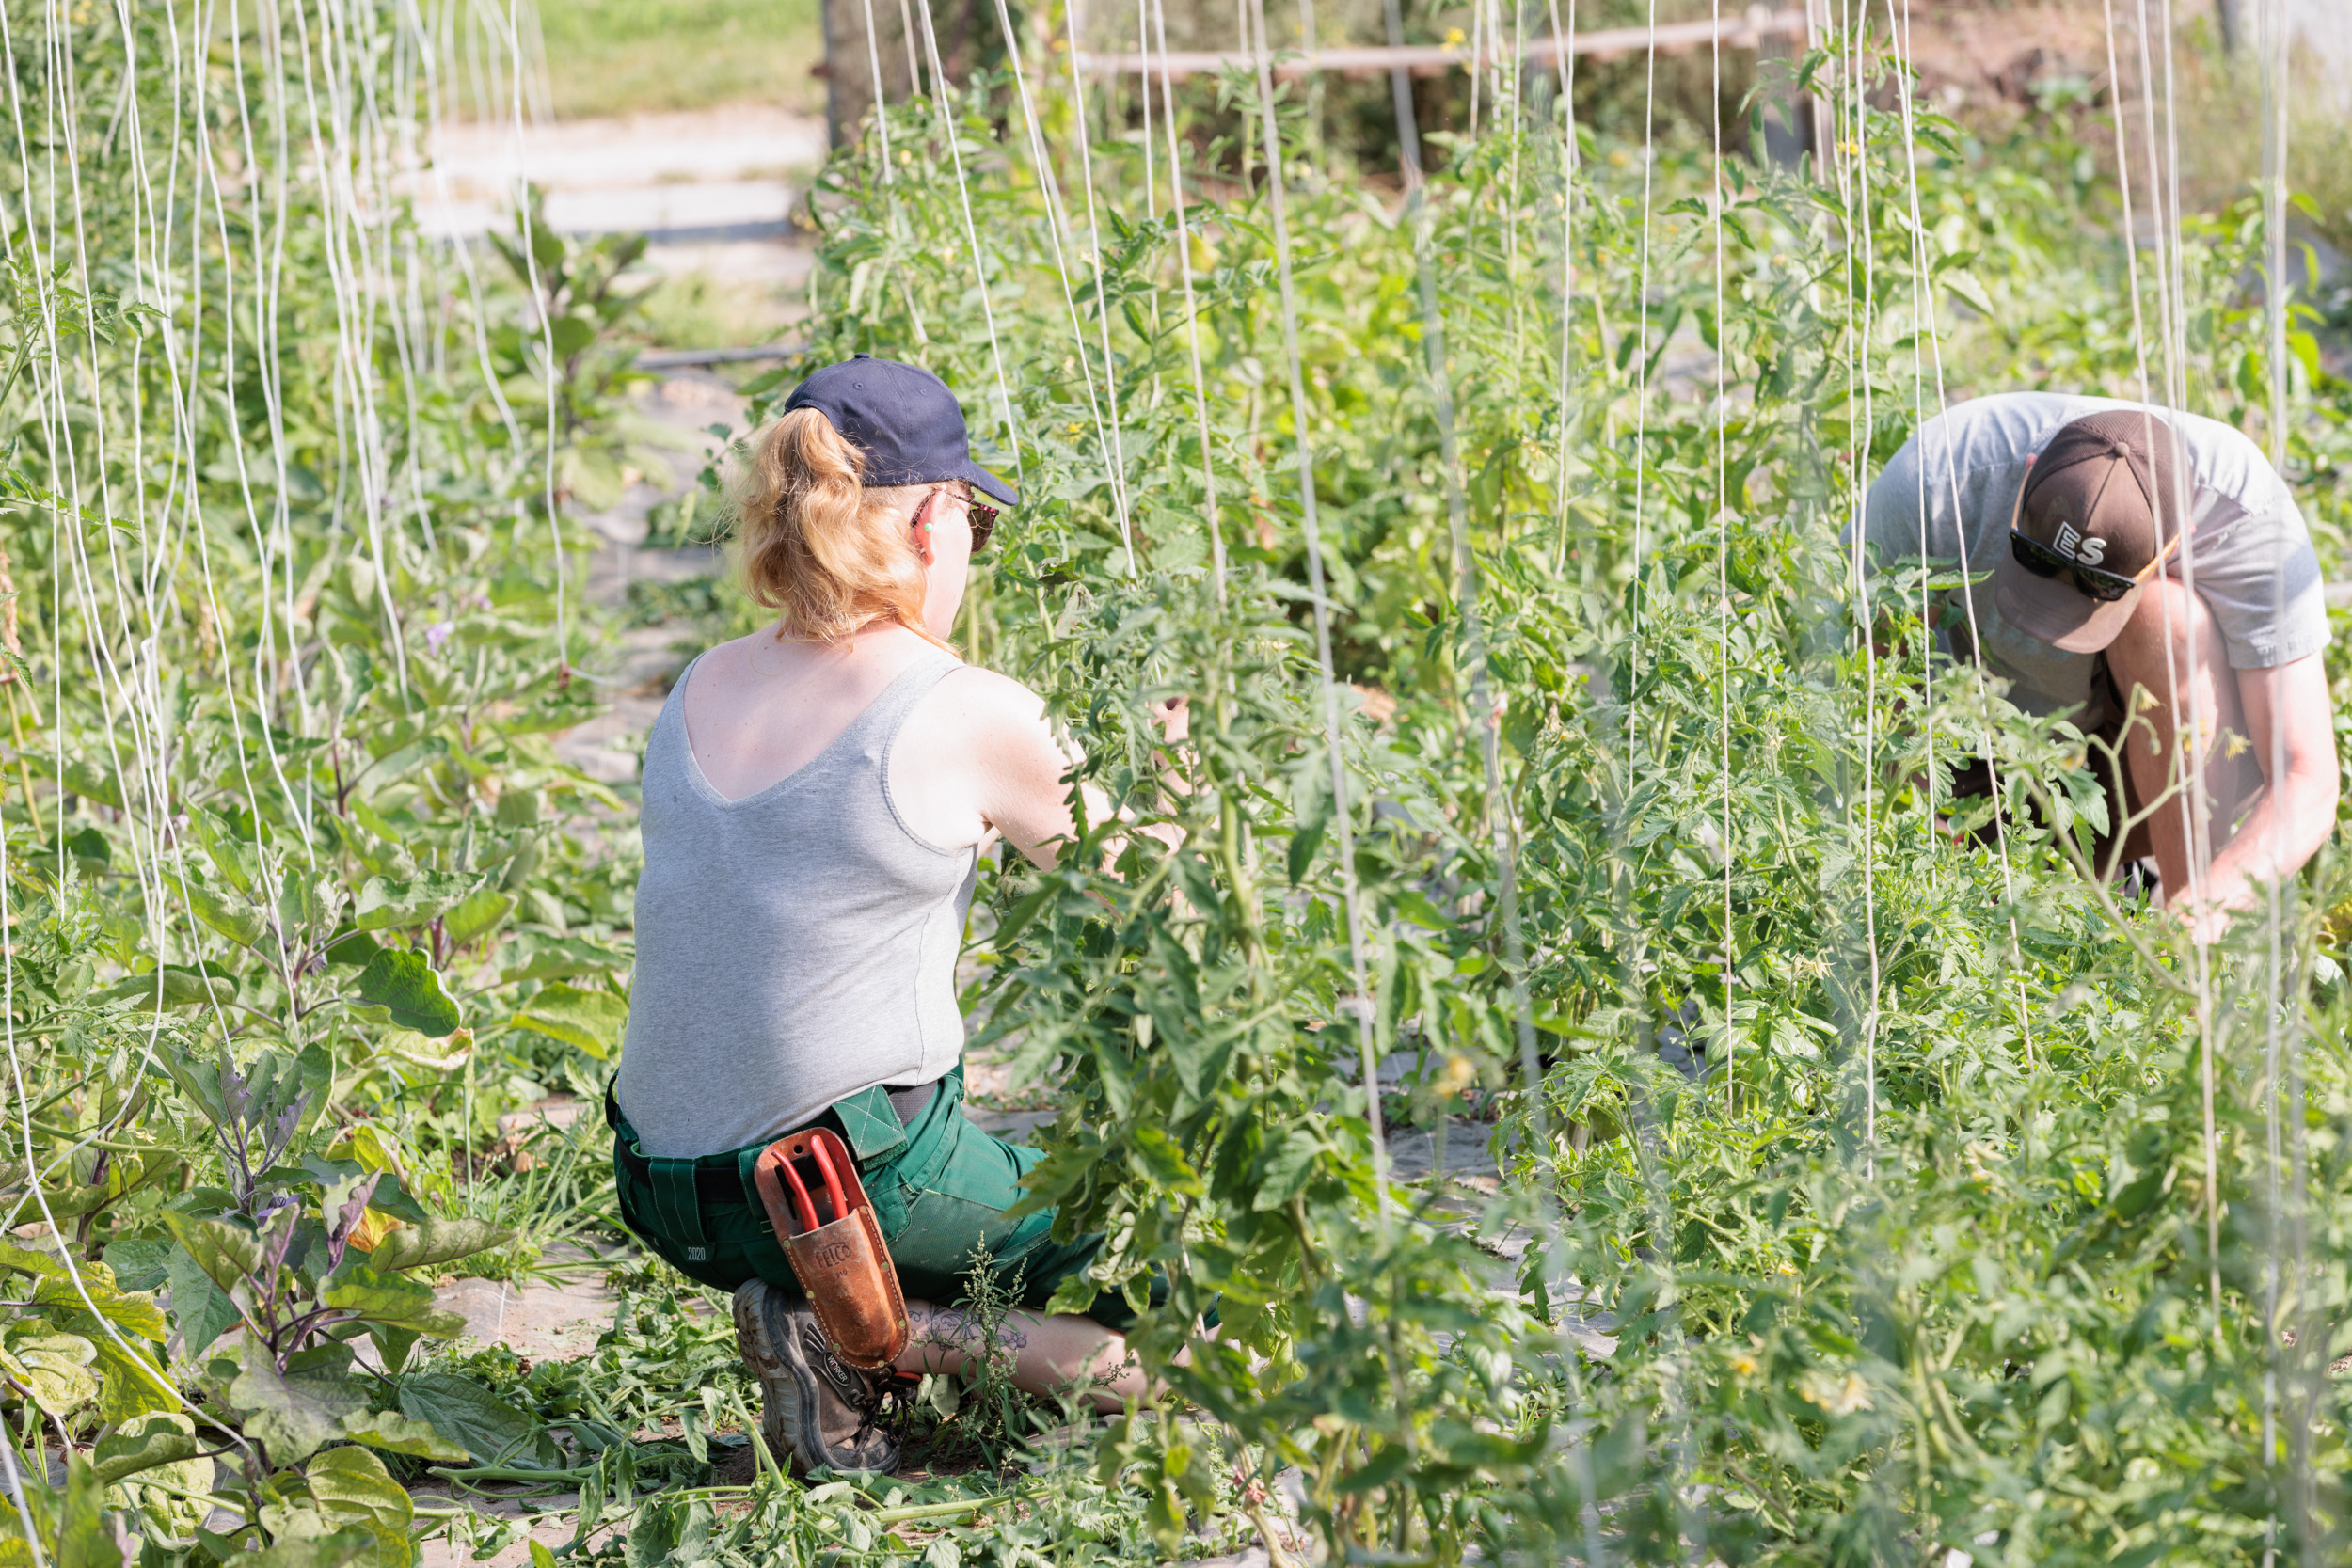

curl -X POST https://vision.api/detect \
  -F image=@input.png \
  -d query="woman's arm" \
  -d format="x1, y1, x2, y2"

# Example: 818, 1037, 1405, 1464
888, 668, 1107, 867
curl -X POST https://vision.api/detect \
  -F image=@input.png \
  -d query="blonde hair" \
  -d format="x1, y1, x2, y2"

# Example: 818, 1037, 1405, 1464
733, 407, 959, 647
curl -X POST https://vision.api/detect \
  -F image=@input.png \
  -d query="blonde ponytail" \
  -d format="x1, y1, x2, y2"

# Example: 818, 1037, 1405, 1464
733, 407, 952, 647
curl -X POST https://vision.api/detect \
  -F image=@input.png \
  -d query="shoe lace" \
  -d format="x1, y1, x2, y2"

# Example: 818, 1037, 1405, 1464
853, 1369, 914, 1449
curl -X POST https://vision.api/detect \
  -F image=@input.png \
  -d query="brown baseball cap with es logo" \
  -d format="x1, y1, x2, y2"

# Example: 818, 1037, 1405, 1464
1994, 409, 2190, 654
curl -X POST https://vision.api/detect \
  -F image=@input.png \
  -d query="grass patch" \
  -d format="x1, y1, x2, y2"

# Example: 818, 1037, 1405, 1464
535, 0, 824, 119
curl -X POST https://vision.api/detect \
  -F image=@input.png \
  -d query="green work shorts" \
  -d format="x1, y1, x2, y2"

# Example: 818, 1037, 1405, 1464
610, 1063, 1145, 1331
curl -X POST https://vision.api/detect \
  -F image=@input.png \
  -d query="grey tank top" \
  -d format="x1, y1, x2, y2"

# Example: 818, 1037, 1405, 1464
615, 648, 978, 1158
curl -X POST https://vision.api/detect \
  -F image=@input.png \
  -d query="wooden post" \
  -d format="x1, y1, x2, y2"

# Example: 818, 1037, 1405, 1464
820, 0, 919, 152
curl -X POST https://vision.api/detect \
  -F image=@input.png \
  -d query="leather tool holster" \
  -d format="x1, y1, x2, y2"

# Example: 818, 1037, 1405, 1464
752, 1127, 910, 1370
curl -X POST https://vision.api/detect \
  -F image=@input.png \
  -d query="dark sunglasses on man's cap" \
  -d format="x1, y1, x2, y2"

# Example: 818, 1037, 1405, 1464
2008, 528, 2142, 601
2006, 493, 2184, 602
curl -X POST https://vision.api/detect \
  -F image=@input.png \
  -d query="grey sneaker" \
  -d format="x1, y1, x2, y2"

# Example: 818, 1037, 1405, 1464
731, 1279, 900, 1474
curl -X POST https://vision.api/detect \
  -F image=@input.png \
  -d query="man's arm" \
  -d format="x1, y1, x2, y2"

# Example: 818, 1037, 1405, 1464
2199, 652, 2341, 933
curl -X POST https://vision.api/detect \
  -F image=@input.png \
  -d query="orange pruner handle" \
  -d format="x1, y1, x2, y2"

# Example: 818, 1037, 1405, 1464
752, 1126, 865, 1237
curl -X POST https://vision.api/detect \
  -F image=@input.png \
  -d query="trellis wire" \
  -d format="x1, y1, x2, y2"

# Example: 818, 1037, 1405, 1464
1620, 0, 1656, 747
1242, 0, 1390, 1214
2121, 0, 2222, 1323
1057, 7, 1139, 567
912, 0, 1025, 482
2253, 0, 2313, 1554
986, 0, 1137, 568
1152, 0, 1221, 591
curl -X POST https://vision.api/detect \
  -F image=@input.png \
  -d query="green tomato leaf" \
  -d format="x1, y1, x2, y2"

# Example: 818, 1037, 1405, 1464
1250, 1129, 1327, 1211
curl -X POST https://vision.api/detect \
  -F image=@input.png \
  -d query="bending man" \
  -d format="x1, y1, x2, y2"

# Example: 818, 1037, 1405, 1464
1861, 393, 2339, 938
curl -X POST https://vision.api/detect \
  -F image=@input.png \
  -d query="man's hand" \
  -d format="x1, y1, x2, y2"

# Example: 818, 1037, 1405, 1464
1150, 694, 1190, 745
2188, 652, 2341, 942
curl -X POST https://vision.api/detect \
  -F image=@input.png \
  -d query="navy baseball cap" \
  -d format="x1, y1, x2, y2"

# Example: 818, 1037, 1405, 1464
781, 354, 1018, 506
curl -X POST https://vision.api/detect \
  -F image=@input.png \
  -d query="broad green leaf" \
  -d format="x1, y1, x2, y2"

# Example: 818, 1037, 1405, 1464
322, 1271, 467, 1338
508, 982, 628, 1059
229, 1342, 369, 1465
162, 1238, 245, 1356
0, 1239, 71, 1279
80, 1328, 181, 1424
188, 810, 260, 893
159, 1212, 261, 1294
90, 1416, 202, 1486
305, 1444, 414, 1560
34, 1273, 167, 1340
364, 1217, 514, 1275
441, 887, 516, 945
498, 935, 627, 986
92, 968, 232, 1009
338, 1407, 467, 1462
101, 1238, 171, 1292
1251, 1129, 1327, 1211
0, 1330, 99, 1415
350, 948, 462, 1037
241, 1531, 372, 1568
354, 871, 479, 931
397, 1372, 549, 1468
186, 883, 266, 949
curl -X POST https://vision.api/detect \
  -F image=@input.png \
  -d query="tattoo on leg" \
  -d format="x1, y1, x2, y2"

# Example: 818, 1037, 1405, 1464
911, 1302, 1027, 1351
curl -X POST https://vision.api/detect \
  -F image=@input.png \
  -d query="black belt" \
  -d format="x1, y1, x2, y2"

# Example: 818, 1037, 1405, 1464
606, 1078, 937, 1206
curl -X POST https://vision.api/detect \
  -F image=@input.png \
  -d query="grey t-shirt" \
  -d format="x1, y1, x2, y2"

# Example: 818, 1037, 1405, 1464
1856, 392, 2328, 714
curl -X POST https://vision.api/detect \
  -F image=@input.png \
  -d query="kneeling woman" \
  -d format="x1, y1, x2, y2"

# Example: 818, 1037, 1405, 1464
611, 356, 1143, 1473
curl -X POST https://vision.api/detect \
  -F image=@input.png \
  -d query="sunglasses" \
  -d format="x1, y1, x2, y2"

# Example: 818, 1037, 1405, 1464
968, 500, 998, 553
2004, 458, 2184, 605
2007, 529, 2142, 601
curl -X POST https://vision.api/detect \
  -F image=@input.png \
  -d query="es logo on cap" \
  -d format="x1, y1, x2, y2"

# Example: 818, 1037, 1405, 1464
2051, 520, 2107, 566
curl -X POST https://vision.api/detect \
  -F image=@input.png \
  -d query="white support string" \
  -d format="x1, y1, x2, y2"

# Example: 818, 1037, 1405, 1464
2128, 0, 2221, 1323
1622, 0, 1656, 749
1709, 0, 1733, 1114
986, 0, 1136, 569
1057, 3, 1139, 567
1842, 0, 1882, 1177
1151, 0, 1224, 593
913, 0, 1025, 482
861, 0, 896, 176
1245, 0, 1389, 1214
1546, 0, 1578, 576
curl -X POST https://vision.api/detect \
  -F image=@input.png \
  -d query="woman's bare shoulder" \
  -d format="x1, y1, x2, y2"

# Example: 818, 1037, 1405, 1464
922, 664, 1051, 733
